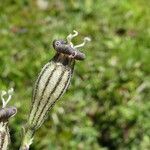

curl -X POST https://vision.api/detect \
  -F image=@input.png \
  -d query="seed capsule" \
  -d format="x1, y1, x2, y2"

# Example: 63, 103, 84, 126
28, 36, 89, 130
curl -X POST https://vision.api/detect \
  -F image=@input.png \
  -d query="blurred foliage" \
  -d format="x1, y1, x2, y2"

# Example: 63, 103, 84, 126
0, 0, 150, 150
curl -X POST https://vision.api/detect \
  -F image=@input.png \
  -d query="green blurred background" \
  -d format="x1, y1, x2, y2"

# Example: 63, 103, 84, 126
0, 0, 150, 149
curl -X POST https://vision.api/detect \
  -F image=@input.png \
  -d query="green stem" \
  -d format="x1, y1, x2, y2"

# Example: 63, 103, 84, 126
20, 128, 34, 150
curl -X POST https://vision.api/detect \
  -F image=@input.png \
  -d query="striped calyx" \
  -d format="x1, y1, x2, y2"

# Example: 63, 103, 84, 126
28, 53, 74, 130
20, 31, 90, 150
0, 121, 9, 150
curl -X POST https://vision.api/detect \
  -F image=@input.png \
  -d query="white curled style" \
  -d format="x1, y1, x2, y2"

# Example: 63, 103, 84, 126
1, 88, 14, 108
74, 37, 91, 49
66, 30, 78, 47
66, 30, 91, 48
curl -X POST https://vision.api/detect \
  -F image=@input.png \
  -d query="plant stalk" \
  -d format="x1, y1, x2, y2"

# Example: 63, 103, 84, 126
20, 128, 34, 150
